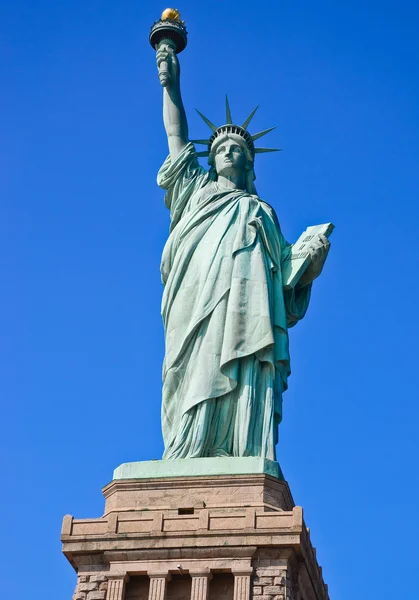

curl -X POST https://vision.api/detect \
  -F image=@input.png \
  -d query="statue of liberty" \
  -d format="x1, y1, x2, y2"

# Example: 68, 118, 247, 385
154, 12, 331, 461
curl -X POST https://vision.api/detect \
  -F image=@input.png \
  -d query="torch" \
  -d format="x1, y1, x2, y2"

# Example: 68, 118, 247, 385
149, 8, 188, 87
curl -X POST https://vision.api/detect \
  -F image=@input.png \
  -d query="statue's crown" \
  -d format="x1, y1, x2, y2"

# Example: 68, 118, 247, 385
191, 96, 280, 158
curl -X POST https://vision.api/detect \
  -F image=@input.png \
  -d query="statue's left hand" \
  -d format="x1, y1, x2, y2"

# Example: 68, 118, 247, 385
298, 234, 331, 287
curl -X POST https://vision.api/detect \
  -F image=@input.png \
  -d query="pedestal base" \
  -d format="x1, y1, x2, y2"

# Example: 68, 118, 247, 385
62, 463, 329, 600
113, 457, 283, 480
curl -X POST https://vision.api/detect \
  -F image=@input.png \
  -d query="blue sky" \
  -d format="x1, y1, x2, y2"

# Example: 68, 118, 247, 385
2, 0, 419, 597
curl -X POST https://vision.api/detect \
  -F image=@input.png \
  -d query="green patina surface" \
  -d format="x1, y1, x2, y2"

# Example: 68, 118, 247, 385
149, 23, 331, 463
113, 457, 283, 481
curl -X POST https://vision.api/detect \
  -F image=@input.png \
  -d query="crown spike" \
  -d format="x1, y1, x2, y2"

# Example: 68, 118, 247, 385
242, 105, 259, 129
191, 139, 211, 145
196, 150, 210, 157
195, 109, 217, 132
225, 95, 233, 124
251, 126, 277, 141
254, 147, 282, 154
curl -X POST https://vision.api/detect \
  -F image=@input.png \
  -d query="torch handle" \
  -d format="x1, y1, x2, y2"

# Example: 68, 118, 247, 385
156, 38, 176, 88
159, 63, 169, 87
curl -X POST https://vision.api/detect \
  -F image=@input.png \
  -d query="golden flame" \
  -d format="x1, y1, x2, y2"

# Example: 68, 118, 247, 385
161, 8, 181, 22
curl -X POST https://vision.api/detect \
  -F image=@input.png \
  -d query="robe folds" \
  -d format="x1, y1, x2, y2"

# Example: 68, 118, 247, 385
158, 143, 311, 460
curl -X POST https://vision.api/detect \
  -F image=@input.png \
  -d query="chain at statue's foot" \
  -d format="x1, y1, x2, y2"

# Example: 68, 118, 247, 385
62, 458, 329, 600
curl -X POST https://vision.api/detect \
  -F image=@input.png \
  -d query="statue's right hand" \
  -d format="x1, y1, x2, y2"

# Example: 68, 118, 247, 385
156, 45, 180, 88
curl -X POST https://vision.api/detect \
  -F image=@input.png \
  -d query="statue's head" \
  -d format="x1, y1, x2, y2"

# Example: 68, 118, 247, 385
193, 97, 280, 195
208, 133, 257, 194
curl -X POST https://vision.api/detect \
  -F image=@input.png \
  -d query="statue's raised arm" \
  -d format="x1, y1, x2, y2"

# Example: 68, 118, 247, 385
152, 9, 189, 161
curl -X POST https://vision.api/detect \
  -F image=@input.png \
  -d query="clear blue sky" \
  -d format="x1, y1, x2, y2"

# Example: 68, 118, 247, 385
2, 0, 419, 597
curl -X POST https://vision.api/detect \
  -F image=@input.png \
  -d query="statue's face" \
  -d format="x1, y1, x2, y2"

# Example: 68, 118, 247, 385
213, 136, 249, 177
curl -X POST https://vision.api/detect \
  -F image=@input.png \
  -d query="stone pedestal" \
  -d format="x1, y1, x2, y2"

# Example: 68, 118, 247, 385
62, 466, 329, 600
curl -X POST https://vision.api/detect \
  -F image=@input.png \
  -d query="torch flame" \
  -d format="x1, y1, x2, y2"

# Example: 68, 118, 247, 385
161, 8, 181, 22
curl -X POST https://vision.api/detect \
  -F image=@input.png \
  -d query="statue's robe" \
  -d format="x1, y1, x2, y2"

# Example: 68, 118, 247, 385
158, 143, 311, 460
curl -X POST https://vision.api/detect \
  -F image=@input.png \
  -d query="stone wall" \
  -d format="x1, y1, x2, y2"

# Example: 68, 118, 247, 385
252, 568, 292, 600
72, 574, 108, 600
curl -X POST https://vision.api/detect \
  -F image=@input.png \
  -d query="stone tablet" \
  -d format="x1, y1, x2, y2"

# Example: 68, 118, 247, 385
282, 223, 335, 289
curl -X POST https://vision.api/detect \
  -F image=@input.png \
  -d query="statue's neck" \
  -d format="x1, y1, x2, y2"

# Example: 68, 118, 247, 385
217, 173, 246, 191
